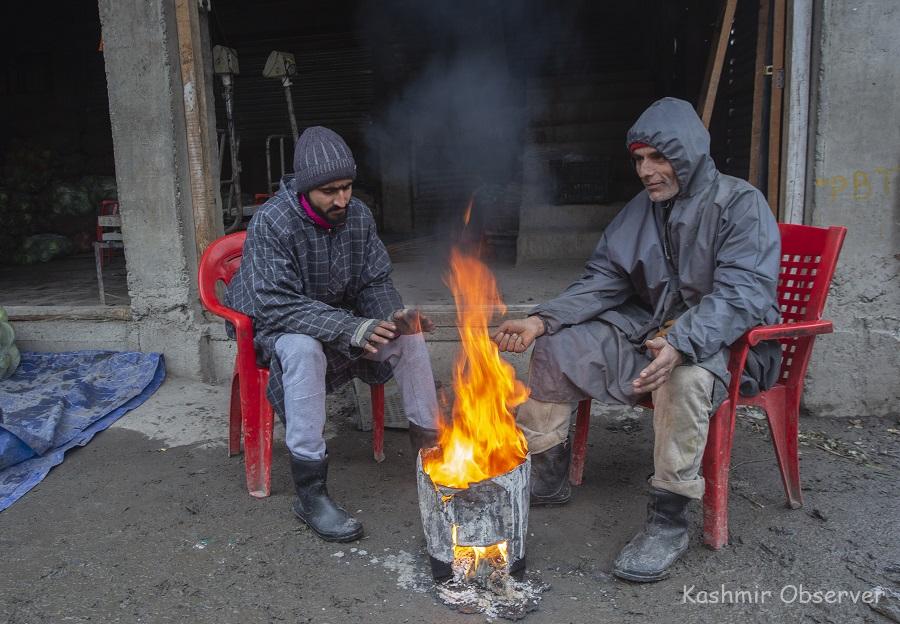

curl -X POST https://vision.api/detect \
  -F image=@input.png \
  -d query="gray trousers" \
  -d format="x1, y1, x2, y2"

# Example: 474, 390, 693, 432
517, 365, 715, 500
274, 333, 439, 461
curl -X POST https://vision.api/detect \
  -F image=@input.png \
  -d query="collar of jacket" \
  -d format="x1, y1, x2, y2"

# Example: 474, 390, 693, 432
278, 174, 345, 231
299, 192, 335, 229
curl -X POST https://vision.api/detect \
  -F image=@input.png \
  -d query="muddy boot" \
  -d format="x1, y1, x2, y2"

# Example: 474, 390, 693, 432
530, 440, 572, 506
408, 422, 439, 453
612, 487, 690, 582
290, 454, 364, 542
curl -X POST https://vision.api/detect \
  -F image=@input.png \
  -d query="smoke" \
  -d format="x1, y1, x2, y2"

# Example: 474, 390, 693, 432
357, 0, 582, 238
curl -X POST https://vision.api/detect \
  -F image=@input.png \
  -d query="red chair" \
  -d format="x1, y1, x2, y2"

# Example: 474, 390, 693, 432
96, 200, 120, 267
569, 223, 847, 549
198, 231, 386, 498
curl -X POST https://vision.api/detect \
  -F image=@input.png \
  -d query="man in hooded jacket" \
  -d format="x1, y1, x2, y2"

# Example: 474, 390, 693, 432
225, 126, 440, 543
494, 98, 781, 582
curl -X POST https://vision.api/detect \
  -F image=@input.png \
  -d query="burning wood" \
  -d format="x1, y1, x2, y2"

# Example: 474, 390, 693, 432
417, 247, 531, 581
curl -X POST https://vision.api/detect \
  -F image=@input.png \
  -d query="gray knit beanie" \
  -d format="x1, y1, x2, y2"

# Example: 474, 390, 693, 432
292, 126, 357, 194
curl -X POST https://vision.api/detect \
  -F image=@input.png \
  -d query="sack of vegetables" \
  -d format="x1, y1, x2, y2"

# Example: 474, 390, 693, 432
0, 306, 20, 380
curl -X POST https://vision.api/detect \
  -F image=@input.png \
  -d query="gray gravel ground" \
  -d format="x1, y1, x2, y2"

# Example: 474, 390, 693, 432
1, 376, 898, 624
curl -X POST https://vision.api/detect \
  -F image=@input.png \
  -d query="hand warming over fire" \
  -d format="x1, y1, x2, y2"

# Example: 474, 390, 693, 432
632, 336, 684, 393
492, 316, 545, 353
392, 308, 435, 334
353, 319, 397, 354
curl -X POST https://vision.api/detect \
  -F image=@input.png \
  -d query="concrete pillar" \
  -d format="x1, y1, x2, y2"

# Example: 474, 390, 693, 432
804, 0, 900, 416
98, 0, 220, 378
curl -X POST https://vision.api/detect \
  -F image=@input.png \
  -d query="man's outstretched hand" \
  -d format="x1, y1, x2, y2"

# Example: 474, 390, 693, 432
493, 316, 545, 353
361, 320, 397, 354
392, 308, 435, 335
632, 336, 683, 394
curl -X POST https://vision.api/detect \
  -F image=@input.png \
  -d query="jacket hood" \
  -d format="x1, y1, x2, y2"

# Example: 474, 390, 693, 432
626, 97, 718, 198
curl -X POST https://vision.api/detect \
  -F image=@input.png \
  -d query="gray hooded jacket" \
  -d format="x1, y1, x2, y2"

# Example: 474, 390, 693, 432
531, 97, 781, 398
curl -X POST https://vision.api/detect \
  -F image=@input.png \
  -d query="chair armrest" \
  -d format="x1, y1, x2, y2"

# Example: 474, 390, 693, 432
203, 302, 257, 357
203, 301, 244, 329
745, 320, 833, 346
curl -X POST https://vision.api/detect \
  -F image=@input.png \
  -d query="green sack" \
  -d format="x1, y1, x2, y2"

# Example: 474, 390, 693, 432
0, 308, 19, 379
0, 344, 20, 380
48, 183, 93, 216
0, 320, 14, 348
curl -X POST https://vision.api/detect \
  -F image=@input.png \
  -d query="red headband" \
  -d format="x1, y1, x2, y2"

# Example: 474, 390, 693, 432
628, 141, 652, 152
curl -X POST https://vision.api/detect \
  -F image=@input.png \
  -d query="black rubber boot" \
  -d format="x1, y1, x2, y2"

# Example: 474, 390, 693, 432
290, 455, 364, 543
612, 487, 691, 582
408, 422, 439, 453
530, 440, 572, 506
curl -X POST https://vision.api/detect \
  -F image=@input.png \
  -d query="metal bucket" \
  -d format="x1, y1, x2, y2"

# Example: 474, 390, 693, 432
417, 450, 530, 580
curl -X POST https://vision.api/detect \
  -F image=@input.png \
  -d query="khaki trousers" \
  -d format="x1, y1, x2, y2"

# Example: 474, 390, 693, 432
516, 365, 715, 500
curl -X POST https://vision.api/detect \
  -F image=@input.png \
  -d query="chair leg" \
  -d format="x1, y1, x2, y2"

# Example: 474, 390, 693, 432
765, 386, 803, 509
242, 372, 273, 498
228, 372, 242, 456
702, 400, 737, 549
94, 242, 106, 306
569, 399, 591, 486
371, 384, 385, 463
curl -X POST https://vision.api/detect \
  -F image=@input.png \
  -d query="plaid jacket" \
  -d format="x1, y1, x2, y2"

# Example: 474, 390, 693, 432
224, 176, 402, 418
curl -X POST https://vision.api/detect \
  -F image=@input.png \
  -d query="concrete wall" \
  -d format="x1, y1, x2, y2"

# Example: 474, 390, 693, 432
98, 0, 219, 379
803, 0, 900, 416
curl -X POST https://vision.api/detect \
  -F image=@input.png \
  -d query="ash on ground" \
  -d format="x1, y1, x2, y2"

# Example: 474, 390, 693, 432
436, 569, 549, 621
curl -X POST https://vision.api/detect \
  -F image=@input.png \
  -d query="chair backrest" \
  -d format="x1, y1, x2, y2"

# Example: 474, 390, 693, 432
774, 223, 847, 384
97, 200, 123, 243
198, 231, 247, 314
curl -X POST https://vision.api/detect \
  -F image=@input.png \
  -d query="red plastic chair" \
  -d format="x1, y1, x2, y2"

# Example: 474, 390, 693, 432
198, 231, 386, 498
569, 223, 847, 549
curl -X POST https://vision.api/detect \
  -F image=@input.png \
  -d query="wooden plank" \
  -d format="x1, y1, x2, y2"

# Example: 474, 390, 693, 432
748, 0, 771, 189
698, 0, 740, 128
783, 0, 814, 224
175, 0, 219, 260
767, 0, 787, 217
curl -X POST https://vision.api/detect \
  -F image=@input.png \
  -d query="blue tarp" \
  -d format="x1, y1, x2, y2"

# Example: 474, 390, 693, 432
0, 350, 166, 511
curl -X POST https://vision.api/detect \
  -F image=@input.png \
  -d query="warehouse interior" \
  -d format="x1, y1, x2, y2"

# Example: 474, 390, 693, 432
1, 0, 773, 307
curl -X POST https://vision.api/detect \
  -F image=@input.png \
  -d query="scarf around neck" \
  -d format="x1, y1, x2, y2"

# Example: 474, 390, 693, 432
299, 193, 335, 229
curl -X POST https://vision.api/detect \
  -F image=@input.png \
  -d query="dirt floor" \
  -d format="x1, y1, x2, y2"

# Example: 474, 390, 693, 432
1, 376, 898, 624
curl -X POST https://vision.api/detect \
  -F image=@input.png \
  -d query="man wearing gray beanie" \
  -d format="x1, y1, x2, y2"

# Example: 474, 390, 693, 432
226, 126, 439, 542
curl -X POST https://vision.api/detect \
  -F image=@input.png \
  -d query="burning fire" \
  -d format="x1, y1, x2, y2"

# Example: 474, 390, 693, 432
421, 248, 529, 489
451, 525, 509, 579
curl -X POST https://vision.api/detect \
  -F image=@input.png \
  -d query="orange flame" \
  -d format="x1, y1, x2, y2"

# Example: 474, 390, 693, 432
421, 248, 529, 489
451, 525, 509, 579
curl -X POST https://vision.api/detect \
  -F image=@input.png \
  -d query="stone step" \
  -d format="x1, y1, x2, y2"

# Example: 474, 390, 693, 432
516, 227, 605, 263
521, 142, 624, 185
519, 202, 624, 229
